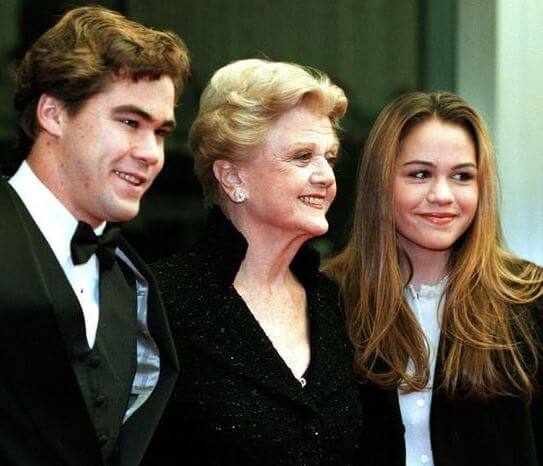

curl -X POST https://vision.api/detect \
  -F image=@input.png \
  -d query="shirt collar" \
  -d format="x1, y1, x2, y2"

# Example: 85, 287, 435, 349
406, 275, 448, 300
9, 161, 106, 267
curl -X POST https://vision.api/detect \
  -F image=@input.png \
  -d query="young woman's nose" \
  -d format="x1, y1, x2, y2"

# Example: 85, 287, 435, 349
427, 178, 454, 205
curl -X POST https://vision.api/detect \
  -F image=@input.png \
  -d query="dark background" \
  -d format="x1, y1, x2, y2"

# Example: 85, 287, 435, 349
0, 0, 456, 261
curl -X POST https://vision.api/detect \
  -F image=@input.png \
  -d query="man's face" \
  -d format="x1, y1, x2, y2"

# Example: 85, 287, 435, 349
53, 76, 176, 226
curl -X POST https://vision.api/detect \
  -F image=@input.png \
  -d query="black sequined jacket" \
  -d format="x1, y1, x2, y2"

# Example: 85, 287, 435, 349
143, 208, 363, 465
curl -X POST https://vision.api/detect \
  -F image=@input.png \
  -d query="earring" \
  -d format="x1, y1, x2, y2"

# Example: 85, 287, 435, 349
233, 187, 246, 203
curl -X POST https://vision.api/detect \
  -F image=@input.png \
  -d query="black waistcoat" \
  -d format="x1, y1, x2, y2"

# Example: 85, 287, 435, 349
22, 210, 137, 462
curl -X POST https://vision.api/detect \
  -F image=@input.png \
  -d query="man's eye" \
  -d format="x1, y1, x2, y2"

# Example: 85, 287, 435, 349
155, 128, 170, 138
121, 119, 138, 128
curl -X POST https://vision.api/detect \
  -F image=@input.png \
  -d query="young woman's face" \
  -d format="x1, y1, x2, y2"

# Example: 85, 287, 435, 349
393, 118, 479, 258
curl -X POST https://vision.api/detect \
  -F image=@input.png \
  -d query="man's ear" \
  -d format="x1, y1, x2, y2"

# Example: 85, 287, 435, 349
212, 159, 247, 203
35, 93, 66, 138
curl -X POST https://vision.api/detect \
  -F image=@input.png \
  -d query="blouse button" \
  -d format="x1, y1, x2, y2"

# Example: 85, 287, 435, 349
416, 398, 425, 408
421, 454, 429, 463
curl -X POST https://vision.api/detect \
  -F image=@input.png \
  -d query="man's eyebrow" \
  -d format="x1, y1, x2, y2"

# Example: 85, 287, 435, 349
112, 105, 176, 129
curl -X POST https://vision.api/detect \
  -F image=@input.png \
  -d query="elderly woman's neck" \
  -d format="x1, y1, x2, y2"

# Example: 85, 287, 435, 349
221, 203, 313, 289
236, 234, 307, 288
228, 218, 309, 289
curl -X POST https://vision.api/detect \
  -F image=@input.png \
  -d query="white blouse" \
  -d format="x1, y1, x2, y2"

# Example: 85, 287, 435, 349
398, 279, 446, 466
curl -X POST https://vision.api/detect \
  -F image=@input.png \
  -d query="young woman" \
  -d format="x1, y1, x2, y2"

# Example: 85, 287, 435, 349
326, 91, 543, 466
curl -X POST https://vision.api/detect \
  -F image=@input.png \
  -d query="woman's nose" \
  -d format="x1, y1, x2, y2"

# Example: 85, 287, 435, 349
427, 178, 454, 205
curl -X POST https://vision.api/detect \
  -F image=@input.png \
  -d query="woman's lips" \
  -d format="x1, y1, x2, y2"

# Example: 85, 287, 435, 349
299, 195, 325, 209
418, 213, 457, 225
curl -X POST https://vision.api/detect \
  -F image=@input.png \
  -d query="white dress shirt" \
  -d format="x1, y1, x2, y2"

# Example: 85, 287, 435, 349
9, 161, 104, 347
9, 161, 160, 421
398, 278, 446, 466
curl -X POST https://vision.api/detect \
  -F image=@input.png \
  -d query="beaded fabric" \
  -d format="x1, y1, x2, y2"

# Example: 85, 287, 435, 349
143, 207, 363, 465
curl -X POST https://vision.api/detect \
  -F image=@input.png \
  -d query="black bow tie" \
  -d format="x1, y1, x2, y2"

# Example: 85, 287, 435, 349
70, 221, 121, 270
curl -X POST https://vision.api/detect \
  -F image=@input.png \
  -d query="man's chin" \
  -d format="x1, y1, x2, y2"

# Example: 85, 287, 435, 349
104, 202, 141, 224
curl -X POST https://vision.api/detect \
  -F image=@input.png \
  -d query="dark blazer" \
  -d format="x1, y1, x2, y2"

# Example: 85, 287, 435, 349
0, 179, 179, 466
143, 208, 363, 465
358, 298, 543, 466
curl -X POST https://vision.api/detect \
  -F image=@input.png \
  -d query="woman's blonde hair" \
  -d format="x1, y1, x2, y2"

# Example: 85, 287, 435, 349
325, 91, 543, 400
189, 58, 347, 204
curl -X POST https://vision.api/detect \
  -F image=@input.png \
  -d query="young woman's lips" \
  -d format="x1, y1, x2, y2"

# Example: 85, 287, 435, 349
419, 213, 457, 225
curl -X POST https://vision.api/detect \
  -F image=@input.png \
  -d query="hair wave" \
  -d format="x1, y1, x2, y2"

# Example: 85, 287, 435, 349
189, 58, 347, 205
325, 91, 543, 400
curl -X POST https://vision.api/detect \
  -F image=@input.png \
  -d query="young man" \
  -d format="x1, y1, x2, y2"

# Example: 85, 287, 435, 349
0, 6, 189, 465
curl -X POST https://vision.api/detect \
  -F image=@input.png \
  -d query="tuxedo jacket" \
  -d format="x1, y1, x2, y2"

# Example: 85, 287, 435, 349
0, 179, 179, 466
357, 297, 543, 466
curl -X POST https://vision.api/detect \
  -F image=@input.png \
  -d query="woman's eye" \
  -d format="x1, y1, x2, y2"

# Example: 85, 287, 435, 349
326, 155, 338, 167
294, 152, 312, 162
408, 170, 430, 180
452, 171, 475, 182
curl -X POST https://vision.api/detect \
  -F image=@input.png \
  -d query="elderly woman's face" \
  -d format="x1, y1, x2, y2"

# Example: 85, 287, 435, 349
241, 103, 338, 238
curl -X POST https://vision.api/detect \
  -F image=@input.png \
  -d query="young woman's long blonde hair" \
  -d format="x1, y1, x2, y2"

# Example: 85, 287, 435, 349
325, 91, 543, 400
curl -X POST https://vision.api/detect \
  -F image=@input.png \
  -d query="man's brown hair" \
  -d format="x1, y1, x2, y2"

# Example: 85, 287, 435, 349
14, 5, 190, 152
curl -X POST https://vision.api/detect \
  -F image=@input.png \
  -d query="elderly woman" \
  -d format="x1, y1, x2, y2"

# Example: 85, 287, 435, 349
326, 91, 543, 466
145, 59, 362, 465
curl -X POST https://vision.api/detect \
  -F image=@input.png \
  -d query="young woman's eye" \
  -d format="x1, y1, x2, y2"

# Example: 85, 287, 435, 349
408, 170, 430, 180
452, 171, 475, 182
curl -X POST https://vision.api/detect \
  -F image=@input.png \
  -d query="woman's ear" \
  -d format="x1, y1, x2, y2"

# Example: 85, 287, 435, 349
213, 159, 248, 203
35, 93, 66, 138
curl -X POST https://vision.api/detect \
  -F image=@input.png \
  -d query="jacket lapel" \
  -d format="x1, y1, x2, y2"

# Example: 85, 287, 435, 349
116, 238, 180, 466
301, 274, 358, 406
0, 181, 102, 465
194, 277, 307, 402
178, 208, 357, 408
185, 224, 344, 406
